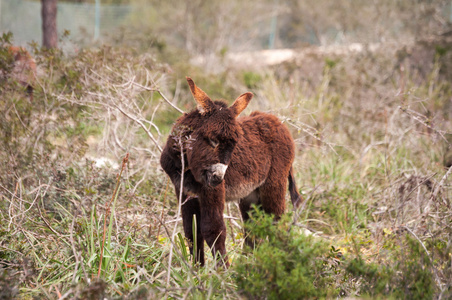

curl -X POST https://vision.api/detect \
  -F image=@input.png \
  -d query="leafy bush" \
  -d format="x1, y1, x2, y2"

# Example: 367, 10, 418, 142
234, 209, 439, 299
234, 209, 342, 299
347, 235, 436, 299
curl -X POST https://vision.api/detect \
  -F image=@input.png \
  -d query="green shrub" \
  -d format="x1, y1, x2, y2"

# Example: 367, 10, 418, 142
233, 209, 437, 299
346, 235, 436, 299
234, 209, 340, 299
243, 71, 262, 89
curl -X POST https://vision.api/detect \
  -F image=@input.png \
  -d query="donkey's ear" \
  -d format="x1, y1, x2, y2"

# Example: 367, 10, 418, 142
186, 77, 214, 115
230, 92, 253, 117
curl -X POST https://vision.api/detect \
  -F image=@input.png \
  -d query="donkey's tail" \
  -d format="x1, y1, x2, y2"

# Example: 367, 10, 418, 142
288, 166, 302, 209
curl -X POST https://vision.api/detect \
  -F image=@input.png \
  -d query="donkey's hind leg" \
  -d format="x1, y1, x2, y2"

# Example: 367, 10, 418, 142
259, 178, 286, 219
181, 196, 205, 266
239, 191, 260, 248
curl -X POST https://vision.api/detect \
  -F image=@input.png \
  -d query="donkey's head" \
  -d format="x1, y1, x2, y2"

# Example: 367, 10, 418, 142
185, 77, 253, 188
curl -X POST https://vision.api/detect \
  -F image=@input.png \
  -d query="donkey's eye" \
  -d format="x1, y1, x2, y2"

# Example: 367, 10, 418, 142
208, 138, 219, 148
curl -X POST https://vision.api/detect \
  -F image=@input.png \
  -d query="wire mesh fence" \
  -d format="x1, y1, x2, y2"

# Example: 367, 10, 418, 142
0, 0, 131, 48
2, 0, 451, 54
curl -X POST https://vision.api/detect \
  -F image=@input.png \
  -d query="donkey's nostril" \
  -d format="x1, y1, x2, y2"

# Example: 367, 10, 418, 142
209, 174, 224, 187
204, 163, 228, 187
212, 174, 223, 182
212, 171, 224, 180
211, 163, 228, 178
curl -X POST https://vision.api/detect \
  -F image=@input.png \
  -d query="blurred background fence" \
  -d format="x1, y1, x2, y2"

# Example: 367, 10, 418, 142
0, 0, 131, 48
1, 0, 451, 54
0, 0, 279, 52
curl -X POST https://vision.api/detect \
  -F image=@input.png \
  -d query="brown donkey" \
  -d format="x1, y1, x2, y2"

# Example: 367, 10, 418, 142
160, 77, 302, 266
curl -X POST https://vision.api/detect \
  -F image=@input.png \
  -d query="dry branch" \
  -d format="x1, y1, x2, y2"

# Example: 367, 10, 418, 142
97, 153, 129, 279
131, 81, 184, 114
430, 165, 452, 206
114, 104, 163, 153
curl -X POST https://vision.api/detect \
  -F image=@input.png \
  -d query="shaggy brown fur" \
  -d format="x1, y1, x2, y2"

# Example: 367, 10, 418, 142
160, 77, 302, 266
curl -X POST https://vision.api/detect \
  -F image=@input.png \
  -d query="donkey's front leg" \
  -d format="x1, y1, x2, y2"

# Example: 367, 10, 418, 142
181, 196, 205, 266
199, 186, 229, 267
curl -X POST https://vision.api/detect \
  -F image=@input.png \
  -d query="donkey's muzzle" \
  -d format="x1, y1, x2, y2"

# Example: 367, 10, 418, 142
204, 163, 228, 187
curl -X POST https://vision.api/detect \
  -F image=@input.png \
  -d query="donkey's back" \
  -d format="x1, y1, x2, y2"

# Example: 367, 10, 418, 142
225, 111, 300, 216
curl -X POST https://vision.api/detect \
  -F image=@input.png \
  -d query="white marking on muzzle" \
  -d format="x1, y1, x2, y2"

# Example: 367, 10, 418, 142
211, 163, 228, 179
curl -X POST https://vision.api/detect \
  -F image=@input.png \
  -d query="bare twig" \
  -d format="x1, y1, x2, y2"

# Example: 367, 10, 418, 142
37, 184, 64, 237
430, 165, 452, 206
7, 182, 19, 231
70, 212, 88, 284
97, 153, 129, 279
131, 81, 184, 114
167, 135, 186, 286
156, 210, 201, 285
399, 106, 451, 143
114, 104, 163, 153
0, 245, 23, 256
402, 225, 442, 288
57, 288, 73, 300
0, 183, 35, 205
156, 178, 170, 239
285, 119, 339, 155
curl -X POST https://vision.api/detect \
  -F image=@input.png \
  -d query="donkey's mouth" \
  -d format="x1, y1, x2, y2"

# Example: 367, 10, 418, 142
203, 163, 228, 187
203, 171, 224, 187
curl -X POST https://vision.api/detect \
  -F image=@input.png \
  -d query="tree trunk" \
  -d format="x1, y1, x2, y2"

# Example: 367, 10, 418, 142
41, 0, 58, 49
